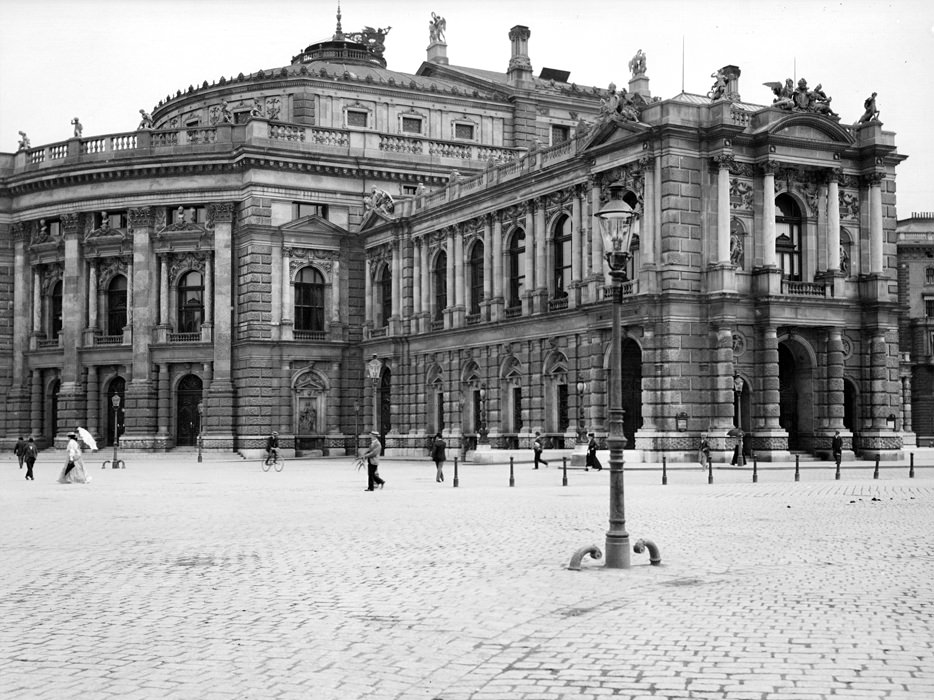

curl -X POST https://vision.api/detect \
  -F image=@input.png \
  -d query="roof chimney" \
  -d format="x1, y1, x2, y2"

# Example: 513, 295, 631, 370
507, 25, 533, 86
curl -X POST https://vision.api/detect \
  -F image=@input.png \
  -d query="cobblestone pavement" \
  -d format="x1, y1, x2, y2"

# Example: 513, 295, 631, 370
1, 453, 933, 700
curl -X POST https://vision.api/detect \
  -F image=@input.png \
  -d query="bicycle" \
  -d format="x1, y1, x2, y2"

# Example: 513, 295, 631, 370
262, 449, 284, 472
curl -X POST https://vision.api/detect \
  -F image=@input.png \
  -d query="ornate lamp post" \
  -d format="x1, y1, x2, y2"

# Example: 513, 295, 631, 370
197, 401, 204, 463
478, 384, 488, 444
366, 354, 382, 435
103, 393, 125, 469
596, 187, 638, 569
576, 379, 587, 443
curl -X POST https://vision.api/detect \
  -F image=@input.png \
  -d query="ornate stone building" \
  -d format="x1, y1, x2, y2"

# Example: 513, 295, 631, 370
0, 13, 910, 460
897, 212, 934, 446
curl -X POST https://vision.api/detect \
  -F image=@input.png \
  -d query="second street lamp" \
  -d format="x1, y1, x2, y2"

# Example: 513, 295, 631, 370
596, 186, 638, 569
197, 401, 204, 463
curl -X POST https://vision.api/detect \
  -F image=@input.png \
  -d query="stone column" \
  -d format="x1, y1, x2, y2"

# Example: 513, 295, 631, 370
56, 213, 83, 433
713, 326, 736, 430
86, 365, 99, 439
639, 325, 657, 432
534, 197, 546, 294
491, 214, 504, 321
391, 240, 402, 319
12, 226, 29, 390
364, 257, 373, 327
869, 174, 884, 274
281, 248, 293, 341
157, 362, 170, 438
482, 216, 493, 317
590, 178, 604, 292
125, 207, 157, 443
31, 369, 42, 439
640, 157, 656, 273
716, 157, 732, 264
761, 162, 778, 267
125, 258, 133, 329
759, 325, 781, 431
571, 186, 582, 307
827, 171, 841, 270
420, 240, 431, 333
87, 263, 99, 331
902, 375, 913, 433
270, 235, 282, 332
32, 269, 41, 334
159, 254, 169, 325
412, 239, 422, 321
869, 332, 887, 429
202, 253, 213, 343
445, 230, 455, 327
207, 202, 236, 447
523, 203, 535, 314
330, 258, 340, 324
827, 328, 845, 430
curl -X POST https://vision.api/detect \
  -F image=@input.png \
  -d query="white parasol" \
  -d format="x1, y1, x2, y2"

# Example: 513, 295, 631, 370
76, 426, 98, 451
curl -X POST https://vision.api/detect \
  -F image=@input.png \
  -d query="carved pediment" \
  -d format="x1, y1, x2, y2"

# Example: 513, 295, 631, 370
763, 114, 855, 145
358, 207, 396, 233
280, 215, 348, 237
580, 117, 651, 152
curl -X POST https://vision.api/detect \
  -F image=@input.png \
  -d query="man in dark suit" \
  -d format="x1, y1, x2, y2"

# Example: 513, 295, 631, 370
586, 432, 603, 471
832, 430, 843, 468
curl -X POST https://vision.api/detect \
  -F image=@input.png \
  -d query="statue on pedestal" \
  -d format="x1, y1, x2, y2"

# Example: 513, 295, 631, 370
71, 117, 83, 138
857, 92, 879, 123
628, 49, 646, 77
429, 12, 446, 43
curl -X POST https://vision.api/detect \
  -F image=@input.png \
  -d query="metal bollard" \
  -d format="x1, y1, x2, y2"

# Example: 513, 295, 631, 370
873, 455, 880, 480
708, 458, 713, 485
562, 456, 568, 487
794, 454, 800, 482
752, 457, 758, 483
662, 456, 668, 486
453, 456, 459, 488
509, 456, 515, 487
910, 452, 915, 479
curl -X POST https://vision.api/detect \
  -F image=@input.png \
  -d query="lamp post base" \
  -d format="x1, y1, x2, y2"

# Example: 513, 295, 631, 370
604, 532, 631, 569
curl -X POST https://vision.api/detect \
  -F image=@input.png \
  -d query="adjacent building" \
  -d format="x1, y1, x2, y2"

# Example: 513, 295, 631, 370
0, 12, 910, 460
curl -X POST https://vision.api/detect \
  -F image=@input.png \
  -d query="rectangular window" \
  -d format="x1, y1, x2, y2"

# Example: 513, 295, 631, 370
48, 220, 61, 237
292, 202, 329, 219
551, 125, 570, 145
401, 185, 418, 196
926, 299, 934, 318
401, 117, 422, 134
347, 110, 368, 128
558, 384, 570, 432
454, 123, 475, 140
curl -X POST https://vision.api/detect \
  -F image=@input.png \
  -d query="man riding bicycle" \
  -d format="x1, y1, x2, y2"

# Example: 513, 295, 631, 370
265, 431, 279, 464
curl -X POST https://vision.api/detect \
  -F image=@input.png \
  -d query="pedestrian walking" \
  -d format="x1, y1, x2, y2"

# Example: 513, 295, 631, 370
731, 430, 746, 466
430, 432, 446, 482
699, 433, 710, 469
58, 431, 90, 484
586, 432, 603, 471
23, 437, 38, 481
532, 431, 548, 469
832, 430, 843, 468
14, 436, 26, 469
363, 430, 385, 491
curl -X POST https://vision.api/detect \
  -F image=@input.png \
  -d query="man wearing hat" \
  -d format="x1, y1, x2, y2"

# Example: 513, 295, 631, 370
264, 430, 280, 466
362, 430, 385, 491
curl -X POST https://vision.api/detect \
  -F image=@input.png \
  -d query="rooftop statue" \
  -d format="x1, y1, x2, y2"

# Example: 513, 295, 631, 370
221, 100, 233, 124
600, 84, 641, 123
364, 186, 395, 215
137, 109, 153, 131
429, 12, 446, 43
71, 117, 83, 138
764, 78, 837, 118
628, 49, 646, 78
857, 92, 880, 123
249, 98, 263, 119
17, 130, 30, 152
344, 26, 392, 58
764, 79, 795, 109
708, 69, 727, 100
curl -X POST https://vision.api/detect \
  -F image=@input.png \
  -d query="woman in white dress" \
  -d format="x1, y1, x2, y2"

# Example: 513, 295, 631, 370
58, 431, 90, 484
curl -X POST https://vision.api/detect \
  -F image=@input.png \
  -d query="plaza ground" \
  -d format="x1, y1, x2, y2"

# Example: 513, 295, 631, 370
1, 450, 932, 699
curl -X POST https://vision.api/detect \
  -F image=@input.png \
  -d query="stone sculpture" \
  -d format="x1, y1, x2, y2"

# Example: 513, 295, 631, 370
857, 92, 879, 123
764, 78, 837, 117
220, 101, 233, 124
600, 84, 641, 123
628, 49, 646, 77
71, 117, 83, 138
17, 131, 30, 152
429, 12, 446, 43
708, 69, 727, 100
137, 109, 153, 130
364, 187, 394, 215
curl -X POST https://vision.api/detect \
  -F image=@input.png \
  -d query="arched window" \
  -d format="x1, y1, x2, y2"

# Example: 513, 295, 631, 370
378, 266, 392, 327
552, 215, 572, 298
49, 280, 63, 338
433, 251, 447, 322
295, 266, 325, 331
775, 194, 802, 281
468, 242, 484, 315
177, 270, 204, 333
925, 266, 934, 285
507, 228, 526, 309
107, 275, 127, 335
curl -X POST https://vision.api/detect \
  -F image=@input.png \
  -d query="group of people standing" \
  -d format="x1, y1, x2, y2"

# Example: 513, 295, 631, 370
12, 431, 91, 484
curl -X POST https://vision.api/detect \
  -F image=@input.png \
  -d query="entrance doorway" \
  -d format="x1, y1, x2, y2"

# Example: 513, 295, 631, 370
620, 339, 642, 449
176, 375, 203, 446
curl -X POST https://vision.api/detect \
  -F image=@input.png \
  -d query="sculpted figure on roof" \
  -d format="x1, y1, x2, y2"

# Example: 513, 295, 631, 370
628, 49, 646, 77
429, 12, 446, 43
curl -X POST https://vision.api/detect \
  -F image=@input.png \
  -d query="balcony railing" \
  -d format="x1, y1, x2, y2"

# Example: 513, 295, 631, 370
548, 296, 569, 311
168, 332, 201, 343
294, 330, 328, 340
466, 313, 481, 325
782, 280, 830, 297
36, 338, 59, 349
368, 328, 387, 338
430, 319, 445, 331
93, 335, 123, 346
504, 306, 522, 319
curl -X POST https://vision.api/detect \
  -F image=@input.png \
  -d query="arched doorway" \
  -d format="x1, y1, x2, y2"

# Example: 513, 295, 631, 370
778, 340, 816, 451
620, 339, 642, 449
106, 377, 126, 447
176, 375, 203, 446
843, 377, 860, 433
778, 345, 799, 449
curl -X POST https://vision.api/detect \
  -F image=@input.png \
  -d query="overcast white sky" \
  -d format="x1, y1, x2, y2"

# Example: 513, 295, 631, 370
1, 0, 932, 216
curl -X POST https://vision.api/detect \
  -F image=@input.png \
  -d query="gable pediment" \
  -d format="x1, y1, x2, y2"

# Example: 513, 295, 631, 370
358, 208, 396, 233
581, 116, 651, 151
763, 114, 855, 145
279, 215, 347, 236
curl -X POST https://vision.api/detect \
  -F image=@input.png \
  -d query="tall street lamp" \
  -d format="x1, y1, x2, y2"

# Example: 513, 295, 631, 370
478, 384, 488, 444
596, 186, 638, 569
366, 354, 382, 436
197, 401, 204, 463
103, 393, 125, 469
576, 379, 587, 443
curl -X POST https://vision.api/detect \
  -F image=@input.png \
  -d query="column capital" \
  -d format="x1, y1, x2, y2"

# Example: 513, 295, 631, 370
759, 160, 781, 176
862, 172, 885, 187
824, 167, 844, 184
128, 206, 154, 229
712, 153, 735, 171
208, 202, 235, 224
61, 212, 82, 236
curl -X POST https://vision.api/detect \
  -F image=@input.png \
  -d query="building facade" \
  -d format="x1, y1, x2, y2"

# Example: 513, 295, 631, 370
0, 14, 910, 460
